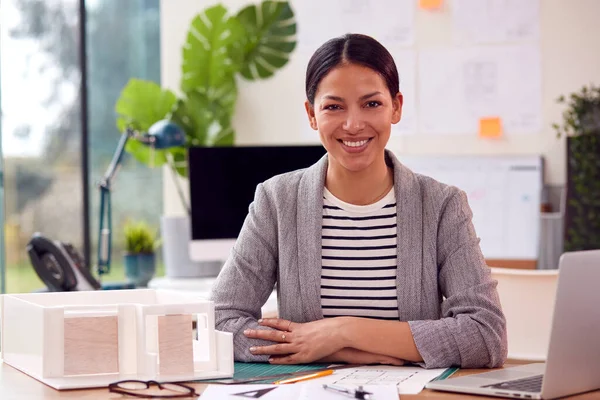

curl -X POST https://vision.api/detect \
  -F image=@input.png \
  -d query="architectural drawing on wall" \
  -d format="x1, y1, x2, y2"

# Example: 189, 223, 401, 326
294, 0, 415, 55
452, 0, 540, 44
418, 44, 542, 135
399, 155, 542, 261
392, 49, 417, 135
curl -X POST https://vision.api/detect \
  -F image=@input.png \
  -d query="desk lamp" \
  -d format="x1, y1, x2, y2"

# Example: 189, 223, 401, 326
96, 120, 185, 282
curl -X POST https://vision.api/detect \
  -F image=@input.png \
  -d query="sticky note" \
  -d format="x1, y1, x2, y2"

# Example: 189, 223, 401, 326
419, 0, 443, 10
479, 117, 503, 138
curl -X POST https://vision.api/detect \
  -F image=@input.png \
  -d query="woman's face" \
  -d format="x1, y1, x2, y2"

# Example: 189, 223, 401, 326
305, 63, 402, 174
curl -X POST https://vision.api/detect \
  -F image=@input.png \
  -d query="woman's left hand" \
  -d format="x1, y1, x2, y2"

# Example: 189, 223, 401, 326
243, 318, 346, 364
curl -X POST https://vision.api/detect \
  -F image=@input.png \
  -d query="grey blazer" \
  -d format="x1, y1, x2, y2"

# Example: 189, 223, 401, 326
209, 150, 508, 369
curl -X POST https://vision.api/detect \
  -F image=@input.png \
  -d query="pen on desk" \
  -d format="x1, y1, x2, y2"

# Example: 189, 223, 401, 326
273, 369, 334, 384
323, 384, 373, 399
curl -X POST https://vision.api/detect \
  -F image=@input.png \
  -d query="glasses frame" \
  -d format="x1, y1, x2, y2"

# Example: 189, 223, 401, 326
108, 380, 199, 398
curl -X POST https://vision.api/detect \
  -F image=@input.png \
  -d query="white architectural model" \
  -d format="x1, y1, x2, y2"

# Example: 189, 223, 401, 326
0, 289, 233, 389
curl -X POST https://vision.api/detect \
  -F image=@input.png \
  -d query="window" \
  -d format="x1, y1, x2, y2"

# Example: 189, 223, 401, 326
0, 0, 163, 293
86, 0, 163, 284
1, 0, 83, 293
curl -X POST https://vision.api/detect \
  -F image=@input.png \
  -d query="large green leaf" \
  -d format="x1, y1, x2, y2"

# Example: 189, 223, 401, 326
181, 4, 245, 95
207, 118, 235, 146
170, 89, 235, 147
115, 78, 178, 168
236, 1, 296, 80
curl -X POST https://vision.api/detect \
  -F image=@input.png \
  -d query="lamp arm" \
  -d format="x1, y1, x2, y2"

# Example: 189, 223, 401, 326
102, 128, 134, 186
97, 128, 134, 276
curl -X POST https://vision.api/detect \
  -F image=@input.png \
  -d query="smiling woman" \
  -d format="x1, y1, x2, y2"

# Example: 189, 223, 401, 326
209, 33, 508, 370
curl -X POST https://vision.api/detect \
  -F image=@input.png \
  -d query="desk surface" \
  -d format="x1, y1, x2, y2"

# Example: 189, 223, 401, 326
1, 362, 600, 399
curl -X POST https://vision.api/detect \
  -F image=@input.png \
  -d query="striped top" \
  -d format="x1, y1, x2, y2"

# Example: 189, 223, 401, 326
320, 187, 399, 321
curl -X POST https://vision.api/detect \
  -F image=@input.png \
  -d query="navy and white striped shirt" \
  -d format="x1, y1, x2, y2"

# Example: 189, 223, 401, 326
320, 187, 399, 321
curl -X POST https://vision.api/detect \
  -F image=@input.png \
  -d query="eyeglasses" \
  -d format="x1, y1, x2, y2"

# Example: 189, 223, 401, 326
108, 380, 199, 398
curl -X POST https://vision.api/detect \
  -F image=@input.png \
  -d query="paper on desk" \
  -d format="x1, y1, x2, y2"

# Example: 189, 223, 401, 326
201, 384, 297, 399
308, 365, 448, 394
299, 383, 397, 400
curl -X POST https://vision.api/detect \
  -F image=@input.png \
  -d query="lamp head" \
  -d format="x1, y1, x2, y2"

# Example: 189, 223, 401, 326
145, 120, 186, 149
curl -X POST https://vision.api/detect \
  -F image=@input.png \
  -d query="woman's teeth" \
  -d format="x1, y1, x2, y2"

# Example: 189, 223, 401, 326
342, 139, 369, 147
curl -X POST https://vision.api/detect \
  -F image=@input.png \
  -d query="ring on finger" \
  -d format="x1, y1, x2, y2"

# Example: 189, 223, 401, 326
281, 334, 286, 342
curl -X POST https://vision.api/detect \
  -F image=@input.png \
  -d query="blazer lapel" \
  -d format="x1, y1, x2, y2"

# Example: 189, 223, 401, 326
387, 150, 424, 321
296, 154, 328, 321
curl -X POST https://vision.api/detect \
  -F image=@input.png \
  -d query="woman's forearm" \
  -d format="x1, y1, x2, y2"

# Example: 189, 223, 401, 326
318, 347, 404, 365
337, 317, 423, 363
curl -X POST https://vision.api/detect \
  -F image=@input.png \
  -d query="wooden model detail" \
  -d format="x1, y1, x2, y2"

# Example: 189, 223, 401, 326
63, 316, 119, 375
158, 314, 194, 375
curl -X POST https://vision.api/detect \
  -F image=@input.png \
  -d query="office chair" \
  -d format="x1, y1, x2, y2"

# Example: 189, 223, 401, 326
490, 267, 559, 362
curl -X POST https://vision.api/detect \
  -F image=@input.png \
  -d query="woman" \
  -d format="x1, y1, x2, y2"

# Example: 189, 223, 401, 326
209, 33, 507, 369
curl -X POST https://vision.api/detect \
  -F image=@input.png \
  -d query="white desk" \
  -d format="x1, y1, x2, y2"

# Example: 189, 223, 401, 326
149, 276, 279, 317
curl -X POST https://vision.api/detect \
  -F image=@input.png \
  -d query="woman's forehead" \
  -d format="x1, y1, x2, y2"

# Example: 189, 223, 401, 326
316, 64, 388, 99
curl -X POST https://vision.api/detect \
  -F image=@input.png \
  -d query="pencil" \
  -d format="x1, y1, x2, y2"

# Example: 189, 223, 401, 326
273, 369, 334, 384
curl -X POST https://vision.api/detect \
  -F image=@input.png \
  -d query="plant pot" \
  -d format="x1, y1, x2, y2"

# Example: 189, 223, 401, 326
124, 252, 156, 287
160, 215, 223, 278
564, 135, 600, 251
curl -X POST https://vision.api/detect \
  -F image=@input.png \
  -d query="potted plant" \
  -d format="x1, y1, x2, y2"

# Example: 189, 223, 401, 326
553, 84, 600, 251
123, 219, 161, 287
113, 1, 297, 278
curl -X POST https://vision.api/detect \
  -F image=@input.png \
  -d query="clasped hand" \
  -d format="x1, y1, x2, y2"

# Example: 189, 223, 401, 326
244, 318, 342, 364
243, 318, 404, 365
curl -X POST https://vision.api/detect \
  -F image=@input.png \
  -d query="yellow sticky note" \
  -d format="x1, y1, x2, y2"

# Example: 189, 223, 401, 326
479, 117, 503, 138
419, 0, 443, 10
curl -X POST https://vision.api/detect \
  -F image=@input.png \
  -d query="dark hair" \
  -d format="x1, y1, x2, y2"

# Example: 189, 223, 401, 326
305, 33, 400, 105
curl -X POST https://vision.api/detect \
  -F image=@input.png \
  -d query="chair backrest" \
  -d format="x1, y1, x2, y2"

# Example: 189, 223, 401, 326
490, 267, 559, 361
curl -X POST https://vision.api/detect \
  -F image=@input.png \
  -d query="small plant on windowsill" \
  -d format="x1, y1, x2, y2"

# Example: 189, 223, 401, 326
552, 84, 600, 251
123, 219, 161, 287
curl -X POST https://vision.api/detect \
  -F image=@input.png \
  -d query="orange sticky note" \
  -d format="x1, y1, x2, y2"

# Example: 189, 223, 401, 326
419, 0, 443, 10
479, 117, 503, 138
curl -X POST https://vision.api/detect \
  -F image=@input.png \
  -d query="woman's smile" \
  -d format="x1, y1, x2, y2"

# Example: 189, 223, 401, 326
338, 137, 373, 153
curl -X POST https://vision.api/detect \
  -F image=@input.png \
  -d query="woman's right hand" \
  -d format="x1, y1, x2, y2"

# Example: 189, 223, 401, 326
317, 348, 405, 365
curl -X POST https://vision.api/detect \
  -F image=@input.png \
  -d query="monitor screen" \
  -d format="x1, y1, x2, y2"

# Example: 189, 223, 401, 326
188, 145, 327, 241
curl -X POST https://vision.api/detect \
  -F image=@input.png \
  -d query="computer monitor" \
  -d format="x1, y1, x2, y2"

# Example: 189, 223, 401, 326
188, 145, 327, 262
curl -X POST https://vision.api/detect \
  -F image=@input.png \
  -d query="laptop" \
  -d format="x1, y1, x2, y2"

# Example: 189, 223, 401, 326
426, 250, 600, 399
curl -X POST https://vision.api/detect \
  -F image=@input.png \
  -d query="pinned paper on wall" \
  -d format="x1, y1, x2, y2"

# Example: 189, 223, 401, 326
452, 0, 540, 44
419, 0, 443, 10
294, 0, 415, 54
479, 117, 503, 138
418, 45, 542, 136
392, 49, 417, 135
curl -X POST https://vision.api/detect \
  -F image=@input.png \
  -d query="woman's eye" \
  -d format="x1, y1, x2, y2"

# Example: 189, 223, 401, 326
366, 101, 382, 108
325, 104, 341, 111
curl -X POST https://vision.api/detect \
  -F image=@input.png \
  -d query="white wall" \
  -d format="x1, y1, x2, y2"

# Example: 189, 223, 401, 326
161, 0, 600, 216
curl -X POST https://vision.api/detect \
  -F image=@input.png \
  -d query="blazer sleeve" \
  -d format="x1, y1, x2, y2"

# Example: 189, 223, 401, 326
408, 189, 508, 369
209, 182, 278, 362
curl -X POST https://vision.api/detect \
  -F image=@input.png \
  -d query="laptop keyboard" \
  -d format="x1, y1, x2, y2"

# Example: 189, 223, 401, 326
483, 375, 543, 393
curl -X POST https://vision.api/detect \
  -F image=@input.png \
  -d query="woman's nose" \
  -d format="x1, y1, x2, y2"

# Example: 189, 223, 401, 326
342, 111, 366, 134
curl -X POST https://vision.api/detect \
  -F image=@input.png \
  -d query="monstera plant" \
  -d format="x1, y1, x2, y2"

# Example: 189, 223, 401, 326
114, 1, 297, 209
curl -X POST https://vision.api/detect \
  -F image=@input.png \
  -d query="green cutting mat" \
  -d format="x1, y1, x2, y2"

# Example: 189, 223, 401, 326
201, 363, 458, 384
431, 367, 459, 381
233, 362, 330, 380
199, 362, 332, 384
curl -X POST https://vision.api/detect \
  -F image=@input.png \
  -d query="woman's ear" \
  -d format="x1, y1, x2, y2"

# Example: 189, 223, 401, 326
305, 100, 318, 130
391, 92, 403, 124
